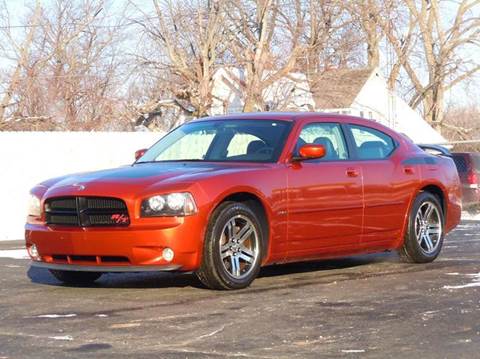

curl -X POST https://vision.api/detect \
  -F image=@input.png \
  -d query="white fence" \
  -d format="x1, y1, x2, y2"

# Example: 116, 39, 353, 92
0, 131, 163, 241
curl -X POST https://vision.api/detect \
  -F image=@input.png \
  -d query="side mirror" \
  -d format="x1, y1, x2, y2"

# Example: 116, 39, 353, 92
293, 144, 326, 161
135, 148, 148, 161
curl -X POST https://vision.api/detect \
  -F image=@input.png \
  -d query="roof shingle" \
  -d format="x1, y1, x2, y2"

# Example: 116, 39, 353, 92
311, 68, 374, 109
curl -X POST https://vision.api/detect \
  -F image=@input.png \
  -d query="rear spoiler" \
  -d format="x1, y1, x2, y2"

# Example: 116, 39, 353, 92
417, 144, 452, 157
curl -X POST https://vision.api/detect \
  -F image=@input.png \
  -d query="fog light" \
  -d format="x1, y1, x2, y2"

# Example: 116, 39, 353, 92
28, 244, 41, 261
162, 248, 174, 262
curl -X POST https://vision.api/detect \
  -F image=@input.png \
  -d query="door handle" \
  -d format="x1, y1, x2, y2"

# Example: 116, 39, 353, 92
346, 168, 359, 177
403, 166, 415, 175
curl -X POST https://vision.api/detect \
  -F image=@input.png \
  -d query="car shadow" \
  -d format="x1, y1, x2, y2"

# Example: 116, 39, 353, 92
258, 252, 398, 279
27, 251, 399, 290
27, 266, 204, 289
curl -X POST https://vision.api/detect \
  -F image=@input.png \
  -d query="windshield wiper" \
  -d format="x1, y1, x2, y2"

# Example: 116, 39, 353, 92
134, 161, 158, 164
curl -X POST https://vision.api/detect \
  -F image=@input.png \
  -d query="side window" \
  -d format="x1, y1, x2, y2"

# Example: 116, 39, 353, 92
296, 123, 348, 160
350, 125, 396, 160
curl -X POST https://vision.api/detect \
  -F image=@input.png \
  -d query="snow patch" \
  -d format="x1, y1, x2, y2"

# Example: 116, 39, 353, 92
421, 310, 440, 321
341, 349, 366, 353
0, 249, 29, 260
461, 211, 480, 221
36, 314, 77, 319
49, 335, 73, 341
443, 273, 480, 290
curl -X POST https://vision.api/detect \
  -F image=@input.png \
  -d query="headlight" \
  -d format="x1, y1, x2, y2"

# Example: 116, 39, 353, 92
141, 192, 197, 217
28, 194, 41, 217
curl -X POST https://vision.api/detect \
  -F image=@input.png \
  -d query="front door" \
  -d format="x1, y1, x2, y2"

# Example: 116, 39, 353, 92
286, 122, 363, 259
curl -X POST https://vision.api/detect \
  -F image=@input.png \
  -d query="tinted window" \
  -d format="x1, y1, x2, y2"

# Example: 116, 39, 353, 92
452, 154, 468, 173
138, 120, 292, 163
296, 123, 348, 160
350, 125, 396, 160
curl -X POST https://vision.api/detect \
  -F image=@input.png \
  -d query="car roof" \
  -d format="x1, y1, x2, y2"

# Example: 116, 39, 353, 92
192, 111, 377, 124
191, 112, 399, 137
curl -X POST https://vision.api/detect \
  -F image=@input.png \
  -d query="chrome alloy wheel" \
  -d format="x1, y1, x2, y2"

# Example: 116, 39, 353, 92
219, 215, 260, 279
414, 201, 442, 255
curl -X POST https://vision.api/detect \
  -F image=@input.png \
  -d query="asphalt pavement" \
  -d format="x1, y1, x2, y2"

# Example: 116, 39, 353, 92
1, 221, 480, 358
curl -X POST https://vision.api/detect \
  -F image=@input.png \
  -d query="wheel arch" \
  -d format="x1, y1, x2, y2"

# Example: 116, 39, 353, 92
209, 189, 272, 262
394, 181, 447, 249
419, 183, 446, 216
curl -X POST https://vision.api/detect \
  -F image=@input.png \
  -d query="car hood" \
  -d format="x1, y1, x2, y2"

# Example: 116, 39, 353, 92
42, 162, 269, 199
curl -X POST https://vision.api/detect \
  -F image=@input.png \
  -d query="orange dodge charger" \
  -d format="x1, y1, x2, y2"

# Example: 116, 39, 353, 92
25, 113, 462, 289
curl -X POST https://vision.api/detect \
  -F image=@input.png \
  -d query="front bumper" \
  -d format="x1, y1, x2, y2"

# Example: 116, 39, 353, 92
31, 261, 181, 272
25, 218, 204, 272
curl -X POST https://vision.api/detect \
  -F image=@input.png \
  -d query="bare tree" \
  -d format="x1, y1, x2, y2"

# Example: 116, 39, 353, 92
1, 0, 479, 133
134, 0, 226, 118
225, 0, 306, 112
0, 0, 41, 124
443, 105, 480, 151
302, 0, 363, 74
346, 0, 383, 68
1, 0, 128, 130
376, 0, 480, 132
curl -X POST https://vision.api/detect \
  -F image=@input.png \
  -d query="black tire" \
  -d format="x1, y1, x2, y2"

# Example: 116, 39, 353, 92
196, 201, 265, 290
49, 270, 102, 285
399, 192, 445, 263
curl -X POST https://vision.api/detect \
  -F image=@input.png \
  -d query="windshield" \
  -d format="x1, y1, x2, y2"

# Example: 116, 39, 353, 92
137, 119, 292, 163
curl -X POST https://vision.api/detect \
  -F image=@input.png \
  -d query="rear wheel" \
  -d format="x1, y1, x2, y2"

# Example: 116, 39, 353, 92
196, 202, 264, 290
399, 192, 444, 263
49, 270, 102, 285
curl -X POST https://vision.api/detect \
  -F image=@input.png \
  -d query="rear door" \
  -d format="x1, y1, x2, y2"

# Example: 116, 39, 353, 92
346, 124, 420, 249
286, 122, 363, 258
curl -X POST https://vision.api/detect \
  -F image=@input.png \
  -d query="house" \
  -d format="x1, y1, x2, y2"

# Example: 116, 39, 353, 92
210, 67, 446, 144
210, 67, 315, 114
309, 68, 446, 144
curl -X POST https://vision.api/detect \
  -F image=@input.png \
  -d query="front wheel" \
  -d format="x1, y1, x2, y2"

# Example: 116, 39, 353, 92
49, 270, 102, 285
196, 202, 265, 290
399, 192, 444, 263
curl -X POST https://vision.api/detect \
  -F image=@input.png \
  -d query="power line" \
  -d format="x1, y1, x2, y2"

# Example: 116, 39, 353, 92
0, 17, 157, 30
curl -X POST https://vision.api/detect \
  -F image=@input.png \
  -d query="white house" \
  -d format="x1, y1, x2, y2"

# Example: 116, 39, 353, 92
309, 68, 446, 144
211, 67, 315, 115
210, 67, 446, 145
